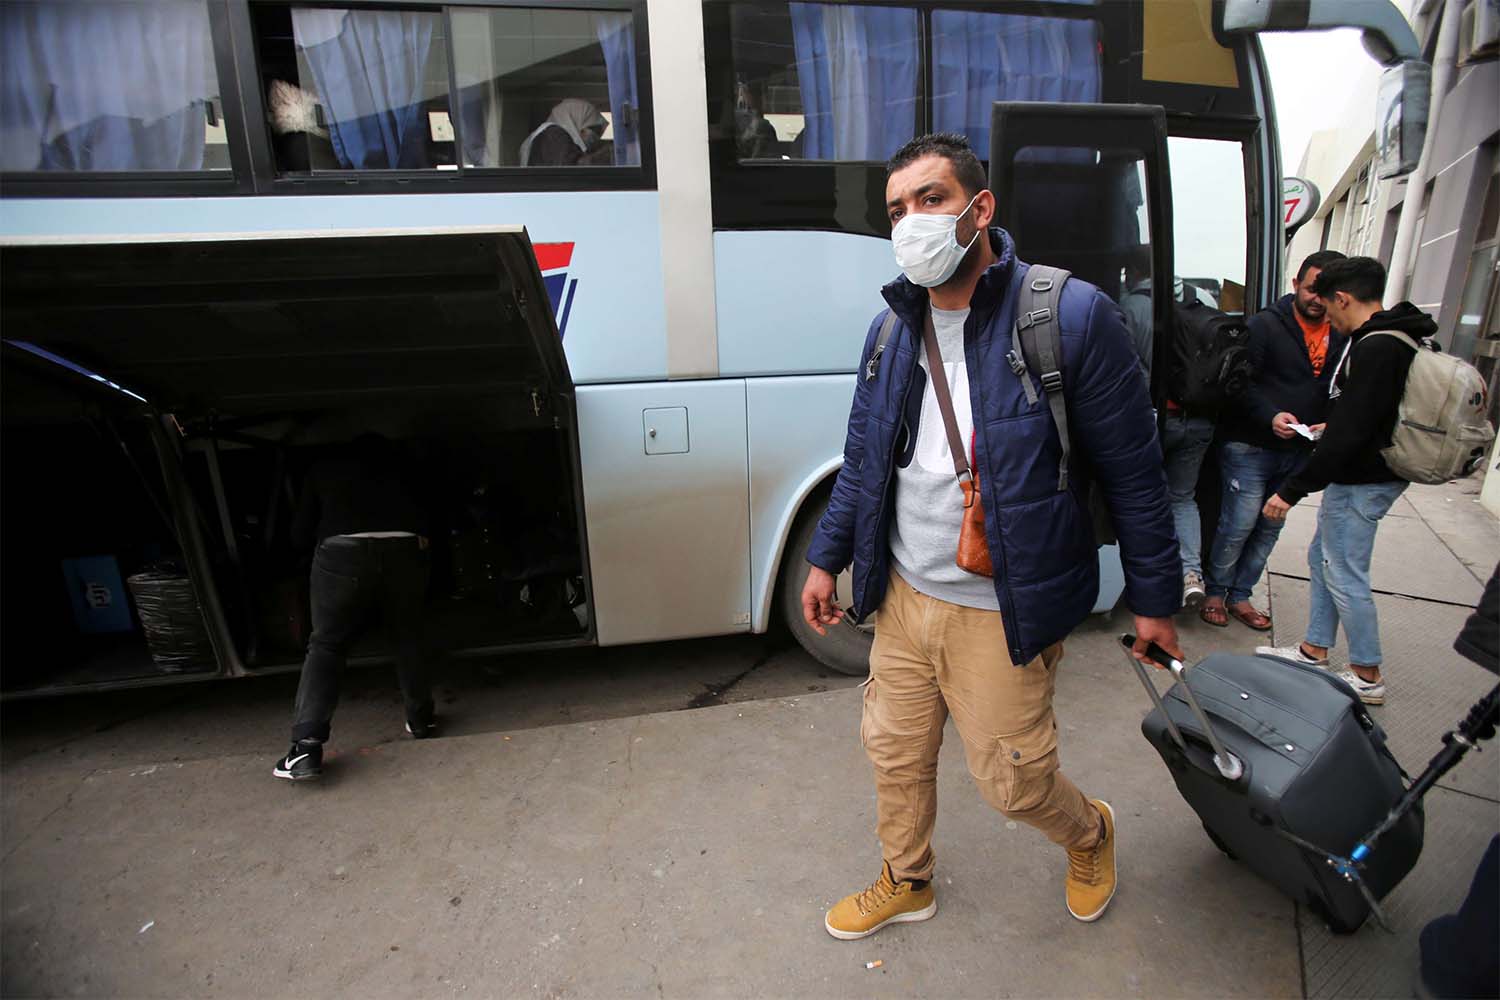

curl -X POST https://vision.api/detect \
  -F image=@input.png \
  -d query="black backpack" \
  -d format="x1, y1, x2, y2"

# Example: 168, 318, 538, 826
1167, 299, 1254, 411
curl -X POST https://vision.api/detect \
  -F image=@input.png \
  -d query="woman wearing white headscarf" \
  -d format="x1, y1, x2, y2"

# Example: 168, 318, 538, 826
519, 98, 608, 166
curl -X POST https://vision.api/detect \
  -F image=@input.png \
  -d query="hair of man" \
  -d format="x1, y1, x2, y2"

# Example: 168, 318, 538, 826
1311, 256, 1387, 303
887, 133, 988, 198
1296, 249, 1347, 284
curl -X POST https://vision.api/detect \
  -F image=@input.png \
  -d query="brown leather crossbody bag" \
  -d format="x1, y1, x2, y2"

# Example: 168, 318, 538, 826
920, 308, 993, 577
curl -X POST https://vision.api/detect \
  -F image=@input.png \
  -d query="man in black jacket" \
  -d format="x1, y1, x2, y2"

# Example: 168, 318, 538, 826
1201, 251, 1346, 631
1260, 257, 1423, 705
272, 432, 435, 781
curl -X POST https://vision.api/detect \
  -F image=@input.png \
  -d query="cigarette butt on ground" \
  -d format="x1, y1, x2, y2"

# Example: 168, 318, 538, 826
865, 960, 883, 970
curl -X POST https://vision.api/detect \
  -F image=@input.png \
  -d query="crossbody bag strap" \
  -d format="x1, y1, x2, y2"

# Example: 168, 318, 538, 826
920, 306, 975, 503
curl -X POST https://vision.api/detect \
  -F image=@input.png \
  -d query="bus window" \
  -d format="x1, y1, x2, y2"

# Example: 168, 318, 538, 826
254, 7, 456, 173
1168, 136, 1249, 312
729, 2, 920, 162
931, 7, 1102, 156
1008, 146, 1154, 309
450, 7, 641, 168
0, 0, 226, 172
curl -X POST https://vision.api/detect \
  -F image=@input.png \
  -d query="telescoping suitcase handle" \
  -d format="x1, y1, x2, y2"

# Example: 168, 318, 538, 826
1120, 635, 1245, 782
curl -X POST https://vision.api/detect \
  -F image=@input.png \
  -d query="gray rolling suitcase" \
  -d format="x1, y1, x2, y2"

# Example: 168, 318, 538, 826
1123, 637, 1424, 933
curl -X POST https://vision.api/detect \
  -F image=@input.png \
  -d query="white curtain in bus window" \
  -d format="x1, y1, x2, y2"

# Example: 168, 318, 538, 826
787, 3, 918, 161
289, 9, 452, 170
450, 7, 640, 169
931, 8, 1100, 157
0, 0, 222, 172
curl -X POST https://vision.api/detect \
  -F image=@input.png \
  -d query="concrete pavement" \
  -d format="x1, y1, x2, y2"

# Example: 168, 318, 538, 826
2, 477, 1495, 999
1, 629, 1300, 999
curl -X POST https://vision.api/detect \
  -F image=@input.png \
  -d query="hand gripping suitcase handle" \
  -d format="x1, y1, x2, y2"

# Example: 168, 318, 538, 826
1120, 635, 1245, 782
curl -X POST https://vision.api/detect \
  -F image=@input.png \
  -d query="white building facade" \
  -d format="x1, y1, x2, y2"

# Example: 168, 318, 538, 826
1286, 0, 1498, 383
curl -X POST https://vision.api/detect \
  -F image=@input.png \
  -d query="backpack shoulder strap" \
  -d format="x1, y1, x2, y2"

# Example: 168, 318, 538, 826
1347, 330, 1422, 377
864, 309, 901, 382
1015, 264, 1072, 491
1362, 329, 1421, 351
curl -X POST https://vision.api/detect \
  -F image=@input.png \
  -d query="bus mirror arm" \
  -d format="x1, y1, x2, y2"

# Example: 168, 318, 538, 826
1219, 0, 1421, 66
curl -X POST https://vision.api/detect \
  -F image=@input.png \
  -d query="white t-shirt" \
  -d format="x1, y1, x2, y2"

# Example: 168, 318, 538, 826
888, 305, 1001, 611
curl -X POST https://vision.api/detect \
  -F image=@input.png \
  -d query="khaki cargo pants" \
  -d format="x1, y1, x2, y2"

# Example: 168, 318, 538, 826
862, 571, 1101, 882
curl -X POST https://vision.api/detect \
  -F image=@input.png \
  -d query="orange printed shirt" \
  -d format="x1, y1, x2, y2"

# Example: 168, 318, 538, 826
1295, 310, 1330, 376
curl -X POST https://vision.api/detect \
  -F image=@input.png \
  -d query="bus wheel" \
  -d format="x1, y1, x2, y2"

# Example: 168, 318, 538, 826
777, 491, 874, 677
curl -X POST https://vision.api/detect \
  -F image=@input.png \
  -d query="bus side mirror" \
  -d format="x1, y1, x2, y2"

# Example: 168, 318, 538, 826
1218, 0, 1421, 64
1217, 0, 1432, 178
1375, 60, 1431, 179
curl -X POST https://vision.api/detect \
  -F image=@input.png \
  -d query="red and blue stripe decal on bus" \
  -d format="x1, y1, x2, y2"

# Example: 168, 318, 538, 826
534, 242, 577, 339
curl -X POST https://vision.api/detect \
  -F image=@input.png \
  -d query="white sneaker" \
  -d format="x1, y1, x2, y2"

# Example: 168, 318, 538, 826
1256, 644, 1328, 668
1335, 669, 1386, 705
1182, 572, 1206, 609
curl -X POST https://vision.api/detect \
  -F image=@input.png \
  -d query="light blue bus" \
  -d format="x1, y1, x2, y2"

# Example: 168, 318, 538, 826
0, 0, 1425, 693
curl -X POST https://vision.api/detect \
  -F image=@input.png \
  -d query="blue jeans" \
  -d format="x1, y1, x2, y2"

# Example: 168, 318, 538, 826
1206, 441, 1307, 605
1161, 413, 1215, 577
1304, 481, 1407, 667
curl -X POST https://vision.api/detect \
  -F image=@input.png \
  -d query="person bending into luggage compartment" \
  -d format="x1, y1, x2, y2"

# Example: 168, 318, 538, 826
801, 133, 1182, 939
1200, 250, 1347, 632
1259, 257, 1425, 706
273, 433, 435, 782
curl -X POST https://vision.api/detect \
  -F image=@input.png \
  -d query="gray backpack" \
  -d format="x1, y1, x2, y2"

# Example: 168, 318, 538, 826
1362, 330, 1495, 485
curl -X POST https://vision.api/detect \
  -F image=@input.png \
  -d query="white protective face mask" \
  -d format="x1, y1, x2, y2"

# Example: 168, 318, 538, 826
891, 193, 982, 288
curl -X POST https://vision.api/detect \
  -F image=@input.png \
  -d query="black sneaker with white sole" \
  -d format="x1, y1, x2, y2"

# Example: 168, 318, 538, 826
405, 718, 437, 740
273, 740, 323, 781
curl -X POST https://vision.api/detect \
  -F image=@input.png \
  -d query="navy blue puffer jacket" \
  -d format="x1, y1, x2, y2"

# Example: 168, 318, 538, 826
805, 228, 1180, 665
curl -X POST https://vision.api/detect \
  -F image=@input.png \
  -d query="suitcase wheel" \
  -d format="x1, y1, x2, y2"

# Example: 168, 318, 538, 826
1203, 824, 1238, 860
1307, 895, 1367, 935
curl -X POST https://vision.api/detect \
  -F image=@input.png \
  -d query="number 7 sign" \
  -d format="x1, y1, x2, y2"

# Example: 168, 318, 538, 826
1282, 177, 1320, 237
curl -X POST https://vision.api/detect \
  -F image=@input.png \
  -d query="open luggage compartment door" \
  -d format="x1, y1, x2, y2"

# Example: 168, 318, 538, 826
2, 228, 590, 691
0, 227, 572, 418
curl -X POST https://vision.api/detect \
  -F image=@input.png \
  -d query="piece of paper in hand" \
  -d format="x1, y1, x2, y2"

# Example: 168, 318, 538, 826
1290, 423, 1322, 441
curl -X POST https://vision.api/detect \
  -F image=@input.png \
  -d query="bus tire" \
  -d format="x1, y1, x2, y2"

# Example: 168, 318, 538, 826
777, 490, 873, 677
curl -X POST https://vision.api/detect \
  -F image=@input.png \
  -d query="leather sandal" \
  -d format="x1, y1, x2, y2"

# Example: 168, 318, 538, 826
1199, 604, 1229, 628
1227, 604, 1273, 631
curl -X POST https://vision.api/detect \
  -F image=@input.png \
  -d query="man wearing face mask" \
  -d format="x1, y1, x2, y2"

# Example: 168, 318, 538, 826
801, 134, 1180, 939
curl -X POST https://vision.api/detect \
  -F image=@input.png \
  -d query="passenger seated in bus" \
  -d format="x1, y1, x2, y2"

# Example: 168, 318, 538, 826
734, 81, 779, 159
519, 99, 609, 167
272, 432, 435, 782
736, 108, 778, 159
266, 78, 339, 172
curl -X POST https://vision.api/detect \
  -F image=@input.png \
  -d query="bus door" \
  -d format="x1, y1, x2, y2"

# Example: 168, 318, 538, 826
987, 102, 1175, 406
987, 102, 1175, 607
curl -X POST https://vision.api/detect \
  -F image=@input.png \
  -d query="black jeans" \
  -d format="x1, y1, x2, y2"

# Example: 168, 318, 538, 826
291, 536, 432, 742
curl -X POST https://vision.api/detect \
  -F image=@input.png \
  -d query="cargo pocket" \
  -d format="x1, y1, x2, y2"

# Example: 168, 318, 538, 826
993, 716, 1061, 813
859, 676, 876, 749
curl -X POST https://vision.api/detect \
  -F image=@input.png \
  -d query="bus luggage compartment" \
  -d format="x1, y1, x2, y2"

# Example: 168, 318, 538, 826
0, 229, 592, 694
